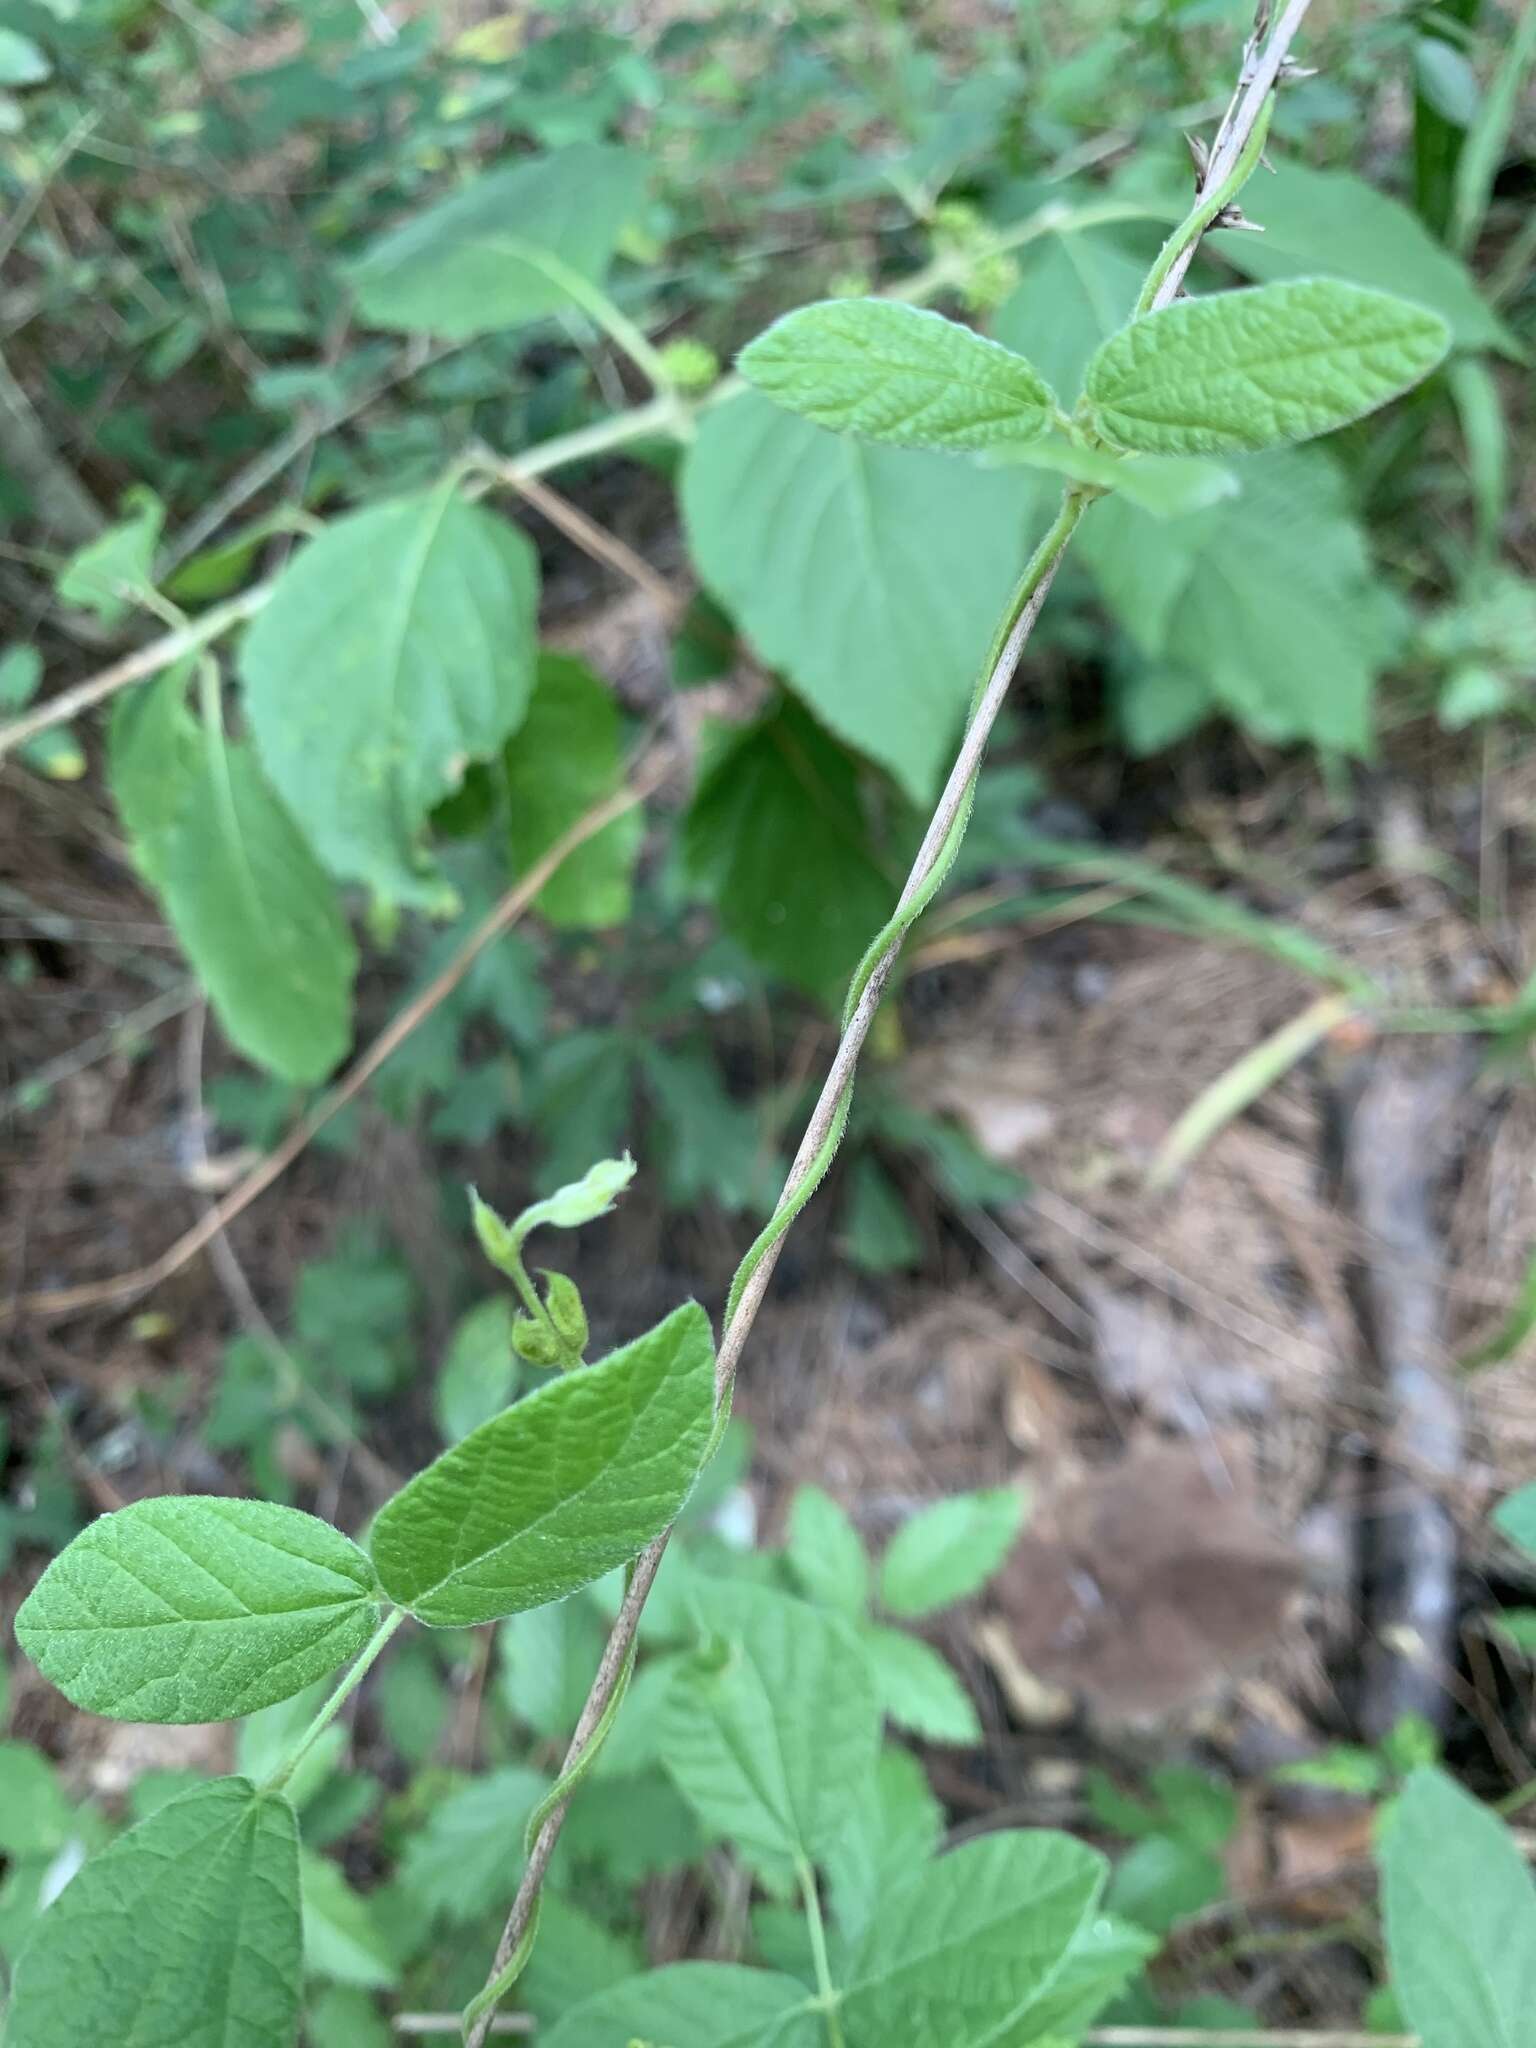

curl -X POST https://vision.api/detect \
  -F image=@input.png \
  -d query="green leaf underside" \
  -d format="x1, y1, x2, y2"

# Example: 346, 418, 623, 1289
1081, 447, 1402, 755
839, 1830, 1107, 2046
1381, 1767, 1536, 2048
740, 298, 1055, 452
663, 1580, 881, 1864
369, 1301, 715, 1624
683, 697, 895, 999
505, 652, 642, 928
348, 142, 644, 340
1085, 279, 1450, 456
3, 1777, 302, 2048
879, 1487, 1025, 1618
239, 480, 539, 904
110, 675, 356, 1084
682, 394, 1046, 801
542, 1962, 821, 2048
15, 1497, 381, 1724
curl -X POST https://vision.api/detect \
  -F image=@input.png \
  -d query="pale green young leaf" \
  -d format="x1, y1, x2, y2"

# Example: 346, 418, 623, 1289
349, 143, 644, 340
682, 393, 1046, 802
740, 298, 1056, 452
301, 1850, 398, 1989
514, 1151, 638, 1240
988, 435, 1238, 519
505, 653, 641, 927
859, 1622, 980, 1744
434, 1296, 518, 1444
663, 1580, 880, 1864
839, 1829, 1106, 2048
169, 738, 356, 1082
1084, 279, 1450, 457
55, 487, 162, 624
16, 1496, 382, 1724
239, 480, 539, 904
542, 1962, 820, 2048
878, 1487, 1026, 1619
3, 1776, 302, 2048
825, 1744, 943, 1943
1493, 1482, 1536, 1559
785, 1484, 869, 1617
1380, 1766, 1536, 2048
683, 697, 895, 999
1221, 160, 1510, 352
369, 1301, 714, 1624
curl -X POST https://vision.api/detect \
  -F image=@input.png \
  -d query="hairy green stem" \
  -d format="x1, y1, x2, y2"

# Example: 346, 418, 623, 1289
263, 1606, 404, 1796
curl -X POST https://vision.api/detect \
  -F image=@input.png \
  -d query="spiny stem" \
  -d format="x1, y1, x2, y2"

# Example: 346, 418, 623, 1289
263, 1607, 404, 1796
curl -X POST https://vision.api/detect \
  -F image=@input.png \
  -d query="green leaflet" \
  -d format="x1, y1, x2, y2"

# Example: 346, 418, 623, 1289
301, 1850, 398, 1990
739, 298, 1056, 452
55, 486, 162, 624
1218, 160, 1511, 353
682, 697, 896, 999
398, 1766, 551, 1927
109, 672, 357, 1083
348, 142, 645, 340
239, 480, 540, 905
878, 1486, 1025, 1618
681, 392, 1046, 803
542, 1962, 821, 2048
824, 1745, 944, 1944
1380, 1767, 1536, 2048
663, 1579, 880, 1865
3, 1776, 302, 2048
15, 1496, 382, 1724
0, 1742, 75, 1858
505, 653, 642, 928
1008, 1914, 1157, 2043
1083, 279, 1450, 457
434, 1296, 519, 1444
839, 1829, 1106, 2047
858, 1623, 980, 1744
1493, 1482, 1536, 1559
785, 1484, 869, 1617
369, 1301, 715, 1625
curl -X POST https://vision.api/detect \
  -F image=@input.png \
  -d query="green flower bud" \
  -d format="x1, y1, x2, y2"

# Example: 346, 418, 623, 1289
469, 1188, 517, 1278
512, 1314, 561, 1367
659, 337, 720, 393
540, 1270, 589, 1358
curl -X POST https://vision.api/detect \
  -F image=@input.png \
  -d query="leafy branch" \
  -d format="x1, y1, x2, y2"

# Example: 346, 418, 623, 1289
461, 4, 1333, 2040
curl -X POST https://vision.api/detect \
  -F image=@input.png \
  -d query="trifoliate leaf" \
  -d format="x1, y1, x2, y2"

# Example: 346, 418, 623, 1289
740, 298, 1056, 452
369, 1301, 715, 1624
1084, 279, 1450, 456
16, 1497, 382, 1723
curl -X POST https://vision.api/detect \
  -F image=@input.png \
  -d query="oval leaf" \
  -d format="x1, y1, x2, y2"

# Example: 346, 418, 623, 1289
370, 1300, 716, 1625
16, 1497, 382, 1724
878, 1486, 1026, 1619
1084, 278, 1450, 456
740, 298, 1056, 452
3, 1776, 302, 2048
239, 479, 539, 904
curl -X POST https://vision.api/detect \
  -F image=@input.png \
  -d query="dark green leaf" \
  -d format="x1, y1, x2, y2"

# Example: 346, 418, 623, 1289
505, 653, 642, 928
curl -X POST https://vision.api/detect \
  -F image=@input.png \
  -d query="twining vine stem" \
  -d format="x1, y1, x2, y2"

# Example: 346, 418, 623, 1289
463, 5, 1314, 2040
